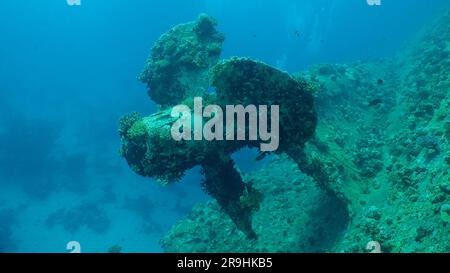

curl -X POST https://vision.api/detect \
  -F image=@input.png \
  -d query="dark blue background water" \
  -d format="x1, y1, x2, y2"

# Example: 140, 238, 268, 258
0, 0, 449, 252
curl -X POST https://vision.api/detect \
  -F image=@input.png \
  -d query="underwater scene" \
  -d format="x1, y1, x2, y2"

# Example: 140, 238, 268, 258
1, 0, 450, 253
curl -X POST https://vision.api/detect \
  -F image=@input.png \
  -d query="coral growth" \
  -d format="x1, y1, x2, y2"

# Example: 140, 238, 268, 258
121, 14, 319, 238
153, 11, 450, 253
118, 10, 450, 252
120, 58, 318, 238
139, 14, 225, 107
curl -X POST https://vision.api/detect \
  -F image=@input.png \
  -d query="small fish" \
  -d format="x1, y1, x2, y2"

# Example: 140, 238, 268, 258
294, 30, 301, 37
377, 78, 384, 85
367, 98, 383, 107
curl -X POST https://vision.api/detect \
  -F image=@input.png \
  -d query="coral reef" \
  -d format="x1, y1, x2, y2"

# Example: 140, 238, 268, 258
160, 155, 348, 253
121, 15, 320, 239
212, 57, 318, 151
150, 11, 450, 253
120, 58, 318, 238
139, 14, 225, 107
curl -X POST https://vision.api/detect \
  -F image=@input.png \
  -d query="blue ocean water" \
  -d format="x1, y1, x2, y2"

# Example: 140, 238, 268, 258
0, 0, 449, 253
